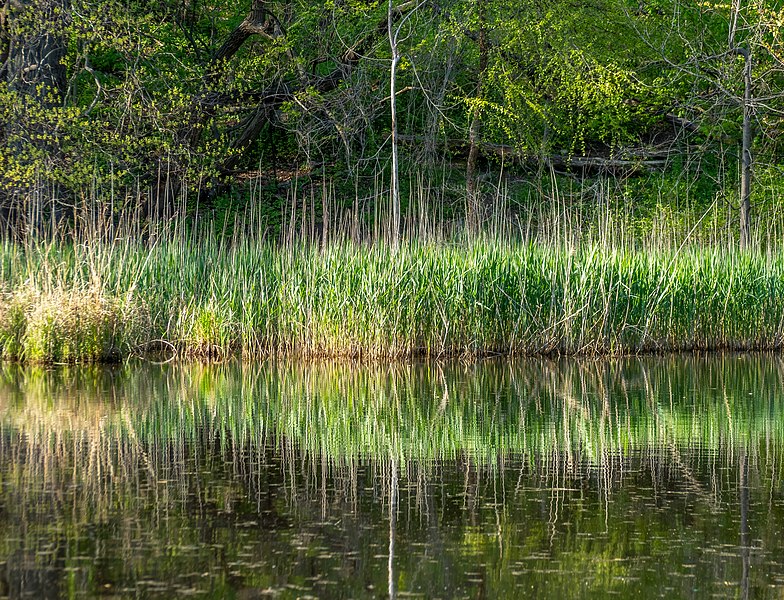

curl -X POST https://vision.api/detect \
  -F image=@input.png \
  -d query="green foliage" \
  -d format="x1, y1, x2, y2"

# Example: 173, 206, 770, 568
0, 0, 782, 242
434, 0, 676, 157
0, 0, 675, 198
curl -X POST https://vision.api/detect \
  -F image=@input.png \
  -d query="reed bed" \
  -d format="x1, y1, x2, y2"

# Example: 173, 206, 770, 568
1, 233, 784, 362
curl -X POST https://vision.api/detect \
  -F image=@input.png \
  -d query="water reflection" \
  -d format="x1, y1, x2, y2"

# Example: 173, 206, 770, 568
740, 449, 750, 600
0, 356, 781, 597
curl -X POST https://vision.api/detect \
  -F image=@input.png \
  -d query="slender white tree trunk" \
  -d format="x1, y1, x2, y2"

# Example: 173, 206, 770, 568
738, 48, 752, 249
388, 0, 401, 248
730, 0, 752, 248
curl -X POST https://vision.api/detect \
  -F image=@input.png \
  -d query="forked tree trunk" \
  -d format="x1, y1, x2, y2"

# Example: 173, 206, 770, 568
207, 0, 271, 81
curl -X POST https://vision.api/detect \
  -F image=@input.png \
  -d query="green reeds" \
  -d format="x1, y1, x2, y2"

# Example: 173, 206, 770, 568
2, 234, 784, 362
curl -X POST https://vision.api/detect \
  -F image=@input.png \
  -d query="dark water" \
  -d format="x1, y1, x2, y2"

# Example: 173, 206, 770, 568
0, 356, 782, 598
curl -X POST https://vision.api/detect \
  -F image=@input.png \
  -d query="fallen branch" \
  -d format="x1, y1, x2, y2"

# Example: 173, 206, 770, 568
396, 134, 673, 173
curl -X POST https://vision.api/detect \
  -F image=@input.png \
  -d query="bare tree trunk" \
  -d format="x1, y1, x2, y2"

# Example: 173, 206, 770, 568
465, 0, 488, 234
738, 47, 752, 249
730, 0, 752, 249
388, 0, 401, 248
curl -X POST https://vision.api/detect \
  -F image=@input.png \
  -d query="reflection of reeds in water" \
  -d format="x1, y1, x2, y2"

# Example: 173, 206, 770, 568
0, 366, 161, 530
0, 358, 779, 598
0, 357, 782, 495
0, 356, 781, 599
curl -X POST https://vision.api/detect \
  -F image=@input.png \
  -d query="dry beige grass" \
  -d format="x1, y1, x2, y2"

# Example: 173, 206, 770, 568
0, 286, 147, 363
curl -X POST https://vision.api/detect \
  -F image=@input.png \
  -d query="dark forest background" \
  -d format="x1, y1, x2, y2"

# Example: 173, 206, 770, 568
1, 0, 782, 244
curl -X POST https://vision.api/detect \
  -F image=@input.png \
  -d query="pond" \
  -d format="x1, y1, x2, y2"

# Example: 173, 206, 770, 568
0, 356, 781, 598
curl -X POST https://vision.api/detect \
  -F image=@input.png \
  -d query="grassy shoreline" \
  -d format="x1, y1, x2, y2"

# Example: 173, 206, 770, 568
1, 235, 784, 363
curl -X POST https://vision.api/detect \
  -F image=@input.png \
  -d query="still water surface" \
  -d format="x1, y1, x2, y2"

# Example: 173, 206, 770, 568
0, 356, 782, 598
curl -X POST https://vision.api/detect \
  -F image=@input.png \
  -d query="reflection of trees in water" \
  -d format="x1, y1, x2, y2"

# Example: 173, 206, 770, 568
740, 449, 750, 600
0, 356, 781, 594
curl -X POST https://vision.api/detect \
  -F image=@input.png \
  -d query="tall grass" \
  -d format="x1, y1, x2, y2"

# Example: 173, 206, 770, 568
3, 235, 784, 361
2, 187, 784, 362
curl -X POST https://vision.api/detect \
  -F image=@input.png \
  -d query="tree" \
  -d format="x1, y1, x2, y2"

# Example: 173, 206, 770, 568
628, 0, 784, 247
0, 0, 70, 233
465, 0, 488, 233
388, 0, 402, 246
387, 0, 425, 245
3, 0, 779, 243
